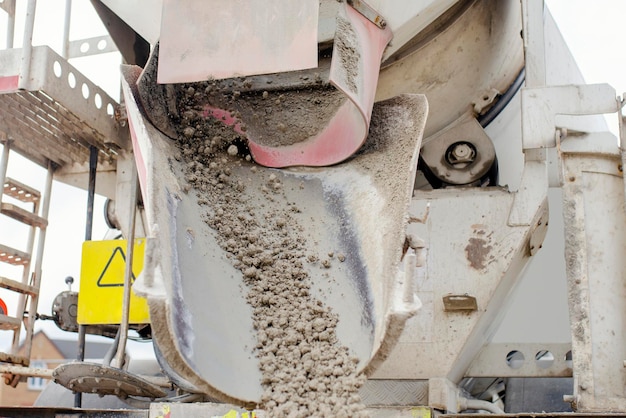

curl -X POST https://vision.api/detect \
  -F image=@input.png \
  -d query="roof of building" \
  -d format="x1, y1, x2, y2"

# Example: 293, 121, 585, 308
51, 338, 113, 360
31, 331, 114, 360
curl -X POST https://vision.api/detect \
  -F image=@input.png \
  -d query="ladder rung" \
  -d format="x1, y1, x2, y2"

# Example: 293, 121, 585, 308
0, 276, 37, 296
0, 203, 47, 228
3, 178, 40, 204
0, 351, 28, 366
0, 244, 30, 266
0, 315, 21, 331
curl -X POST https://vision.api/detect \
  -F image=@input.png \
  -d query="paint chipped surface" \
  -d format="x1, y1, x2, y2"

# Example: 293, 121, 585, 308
465, 226, 494, 270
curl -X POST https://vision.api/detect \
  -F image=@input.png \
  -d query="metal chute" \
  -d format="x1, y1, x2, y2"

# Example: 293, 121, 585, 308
123, 61, 426, 403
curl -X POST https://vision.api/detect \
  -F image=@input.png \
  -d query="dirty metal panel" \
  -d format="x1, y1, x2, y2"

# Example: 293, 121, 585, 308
53, 362, 167, 399
125, 53, 427, 404
465, 342, 572, 378
360, 379, 429, 406
372, 188, 545, 381
0, 46, 127, 168
158, 0, 319, 82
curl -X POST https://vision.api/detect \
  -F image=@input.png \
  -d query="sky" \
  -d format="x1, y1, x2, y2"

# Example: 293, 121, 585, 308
546, 0, 626, 96
0, 1, 624, 361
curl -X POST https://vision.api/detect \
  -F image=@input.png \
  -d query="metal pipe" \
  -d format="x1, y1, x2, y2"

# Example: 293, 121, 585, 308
113, 161, 138, 368
402, 249, 416, 304
4, 0, 16, 48
458, 397, 505, 414
520, 0, 546, 88
19, 0, 37, 89
61, 0, 72, 59
617, 97, 626, 209
75, 145, 98, 408
20, 161, 53, 357
0, 142, 29, 357
0, 365, 53, 379
11, 149, 40, 355
85, 146, 97, 242
103, 327, 120, 367
0, 140, 10, 204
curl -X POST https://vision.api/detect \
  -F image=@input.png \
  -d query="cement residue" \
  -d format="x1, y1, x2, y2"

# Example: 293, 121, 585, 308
171, 88, 369, 417
170, 76, 345, 149
335, 15, 360, 95
231, 87, 346, 147
355, 97, 426, 207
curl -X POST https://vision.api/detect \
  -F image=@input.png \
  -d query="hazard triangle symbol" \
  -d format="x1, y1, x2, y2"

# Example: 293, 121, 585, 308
96, 246, 137, 287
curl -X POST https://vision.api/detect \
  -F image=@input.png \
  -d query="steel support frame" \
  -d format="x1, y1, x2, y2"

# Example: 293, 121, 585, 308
559, 132, 626, 411
424, 0, 623, 412
518, 0, 624, 411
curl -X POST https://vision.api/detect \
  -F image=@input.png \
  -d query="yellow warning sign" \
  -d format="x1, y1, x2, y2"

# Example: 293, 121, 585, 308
78, 239, 150, 325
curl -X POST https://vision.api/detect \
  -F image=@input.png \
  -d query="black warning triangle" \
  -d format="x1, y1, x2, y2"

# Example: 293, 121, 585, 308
96, 246, 137, 287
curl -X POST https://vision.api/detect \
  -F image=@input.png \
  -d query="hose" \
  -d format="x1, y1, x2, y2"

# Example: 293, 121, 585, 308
458, 397, 505, 414
120, 393, 204, 408
103, 327, 121, 367
478, 66, 526, 128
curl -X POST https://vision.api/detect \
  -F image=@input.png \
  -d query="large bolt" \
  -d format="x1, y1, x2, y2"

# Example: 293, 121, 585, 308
446, 142, 477, 167
452, 144, 472, 160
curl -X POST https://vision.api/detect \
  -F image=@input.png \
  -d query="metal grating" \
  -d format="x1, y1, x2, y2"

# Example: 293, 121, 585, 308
0, 46, 129, 169
360, 379, 429, 406
0, 90, 117, 168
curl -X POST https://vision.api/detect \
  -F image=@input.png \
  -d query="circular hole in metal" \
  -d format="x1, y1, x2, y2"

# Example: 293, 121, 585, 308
80, 42, 90, 53
53, 61, 62, 78
506, 350, 525, 369
94, 93, 102, 109
67, 72, 76, 88
81, 83, 90, 99
535, 350, 555, 369
97, 39, 107, 50
107, 103, 114, 116
565, 350, 573, 369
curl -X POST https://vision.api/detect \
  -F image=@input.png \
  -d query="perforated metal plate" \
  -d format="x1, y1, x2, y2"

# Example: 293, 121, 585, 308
0, 46, 128, 168
53, 362, 167, 399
